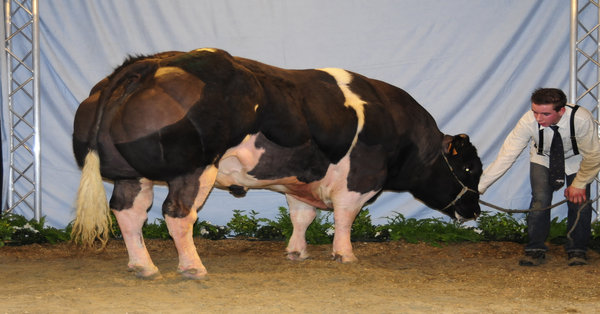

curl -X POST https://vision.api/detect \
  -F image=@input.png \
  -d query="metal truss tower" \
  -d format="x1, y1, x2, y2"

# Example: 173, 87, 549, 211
571, 0, 600, 109
571, 0, 600, 213
3, 0, 40, 219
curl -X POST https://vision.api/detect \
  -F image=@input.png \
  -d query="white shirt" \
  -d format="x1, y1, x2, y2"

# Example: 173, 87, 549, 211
478, 105, 600, 193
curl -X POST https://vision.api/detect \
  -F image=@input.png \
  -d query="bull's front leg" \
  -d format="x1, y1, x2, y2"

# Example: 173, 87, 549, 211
331, 190, 379, 263
164, 166, 217, 280
111, 178, 160, 279
285, 194, 317, 261
331, 206, 360, 263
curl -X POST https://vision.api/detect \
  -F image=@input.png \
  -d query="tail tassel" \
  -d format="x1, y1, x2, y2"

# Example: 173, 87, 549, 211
71, 150, 112, 249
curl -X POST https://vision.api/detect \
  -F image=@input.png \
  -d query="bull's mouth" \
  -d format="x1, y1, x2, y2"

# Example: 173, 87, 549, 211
455, 212, 469, 223
455, 212, 466, 222
454, 209, 479, 222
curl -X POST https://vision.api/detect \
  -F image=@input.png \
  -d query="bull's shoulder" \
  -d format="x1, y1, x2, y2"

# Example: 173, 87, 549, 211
241, 65, 360, 163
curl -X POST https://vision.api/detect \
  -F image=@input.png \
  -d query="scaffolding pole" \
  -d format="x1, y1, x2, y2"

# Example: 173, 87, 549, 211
570, 0, 600, 215
3, 0, 40, 220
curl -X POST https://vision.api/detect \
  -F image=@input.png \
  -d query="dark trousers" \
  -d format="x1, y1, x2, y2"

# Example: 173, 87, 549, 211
526, 163, 592, 253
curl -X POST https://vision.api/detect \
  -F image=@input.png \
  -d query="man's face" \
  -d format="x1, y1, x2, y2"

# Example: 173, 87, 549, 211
531, 103, 565, 127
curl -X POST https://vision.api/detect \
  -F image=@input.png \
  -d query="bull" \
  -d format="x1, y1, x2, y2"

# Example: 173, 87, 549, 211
72, 48, 482, 280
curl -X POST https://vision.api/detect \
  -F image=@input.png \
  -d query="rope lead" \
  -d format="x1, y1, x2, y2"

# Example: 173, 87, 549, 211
478, 196, 599, 243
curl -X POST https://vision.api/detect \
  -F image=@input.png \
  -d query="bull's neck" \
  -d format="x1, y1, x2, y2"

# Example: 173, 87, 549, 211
384, 137, 443, 192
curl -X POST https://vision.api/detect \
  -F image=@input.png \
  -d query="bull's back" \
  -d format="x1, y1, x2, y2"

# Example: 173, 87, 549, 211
75, 48, 441, 188
236, 57, 438, 165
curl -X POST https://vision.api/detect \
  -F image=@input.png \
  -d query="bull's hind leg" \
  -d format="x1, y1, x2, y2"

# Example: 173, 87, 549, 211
110, 178, 160, 279
285, 194, 317, 261
163, 166, 218, 280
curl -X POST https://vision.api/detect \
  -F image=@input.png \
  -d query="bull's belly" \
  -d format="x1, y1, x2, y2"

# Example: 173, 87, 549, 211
214, 133, 354, 209
214, 172, 328, 209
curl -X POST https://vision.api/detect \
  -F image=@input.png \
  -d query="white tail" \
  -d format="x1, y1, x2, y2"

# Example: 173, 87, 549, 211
71, 150, 112, 249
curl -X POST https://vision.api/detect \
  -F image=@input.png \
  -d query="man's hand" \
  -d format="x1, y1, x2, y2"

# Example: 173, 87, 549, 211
564, 185, 587, 204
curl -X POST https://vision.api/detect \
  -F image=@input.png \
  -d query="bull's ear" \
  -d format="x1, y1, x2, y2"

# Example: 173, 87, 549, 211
443, 135, 457, 155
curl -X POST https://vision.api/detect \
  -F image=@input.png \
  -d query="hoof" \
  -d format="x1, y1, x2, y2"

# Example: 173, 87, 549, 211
286, 251, 309, 261
332, 254, 358, 264
178, 268, 208, 280
130, 266, 162, 280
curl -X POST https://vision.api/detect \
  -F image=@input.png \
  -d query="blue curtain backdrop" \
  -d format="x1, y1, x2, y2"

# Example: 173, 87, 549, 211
0, 0, 576, 228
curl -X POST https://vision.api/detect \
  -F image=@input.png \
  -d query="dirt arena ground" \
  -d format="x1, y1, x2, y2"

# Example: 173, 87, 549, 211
0, 239, 598, 313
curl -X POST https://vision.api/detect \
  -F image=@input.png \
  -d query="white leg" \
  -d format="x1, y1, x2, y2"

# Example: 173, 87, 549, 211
330, 190, 378, 263
285, 194, 317, 261
332, 206, 360, 263
164, 166, 217, 279
112, 178, 160, 279
165, 210, 205, 278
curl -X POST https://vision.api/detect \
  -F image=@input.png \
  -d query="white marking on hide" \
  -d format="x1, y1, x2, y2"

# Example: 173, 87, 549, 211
316, 153, 379, 209
215, 134, 319, 199
214, 133, 380, 210
194, 48, 217, 53
215, 135, 266, 188
317, 68, 366, 149
154, 66, 188, 78
192, 165, 218, 211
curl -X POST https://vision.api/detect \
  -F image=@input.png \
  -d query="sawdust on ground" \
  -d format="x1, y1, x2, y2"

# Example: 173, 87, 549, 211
0, 239, 598, 313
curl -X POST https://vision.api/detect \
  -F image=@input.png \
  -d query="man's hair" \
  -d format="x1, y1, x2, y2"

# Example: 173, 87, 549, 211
530, 88, 567, 111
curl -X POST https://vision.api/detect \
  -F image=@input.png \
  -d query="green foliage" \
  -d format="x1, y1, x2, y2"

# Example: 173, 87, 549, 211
142, 219, 171, 239
267, 207, 294, 240
0, 214, 69, 246
592, 220, 600, 238
36, 225, 70, 244
1, 208, 595, 248
256, 225, 284, 241
548, 216, 568, 244
590, 220, 600, 251
10, 226, 46, 245
379, 212, 482, 246
476, 211, 526, 243
476, 211, 570, 245
109, 212, 121, 239
108, 216, 230, 240
351, 209, 377, 241
253, 207, 333, 243
304, 210, 334, 245
194, 220, 229, 240
0, 217, 12, 247
227, 209, 269, 238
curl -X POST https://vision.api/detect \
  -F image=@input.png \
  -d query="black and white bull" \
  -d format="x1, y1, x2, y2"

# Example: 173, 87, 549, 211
72, 48, 482, 280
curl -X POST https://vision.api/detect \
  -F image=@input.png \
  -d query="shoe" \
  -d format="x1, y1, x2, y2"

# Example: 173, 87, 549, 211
567, 252, 587, 266
519, 251, 546, 266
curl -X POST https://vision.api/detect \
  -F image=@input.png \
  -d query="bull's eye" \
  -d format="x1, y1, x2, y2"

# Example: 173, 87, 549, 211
465, 167, 470, 173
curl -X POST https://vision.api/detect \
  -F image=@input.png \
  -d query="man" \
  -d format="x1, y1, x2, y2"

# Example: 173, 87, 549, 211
479, 88, 600, 266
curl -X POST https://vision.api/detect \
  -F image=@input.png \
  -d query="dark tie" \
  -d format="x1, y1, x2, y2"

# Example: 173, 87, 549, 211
549, 125, 565, 190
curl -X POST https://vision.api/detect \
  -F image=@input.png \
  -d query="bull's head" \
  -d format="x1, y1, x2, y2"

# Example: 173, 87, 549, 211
413, 134, 483, 221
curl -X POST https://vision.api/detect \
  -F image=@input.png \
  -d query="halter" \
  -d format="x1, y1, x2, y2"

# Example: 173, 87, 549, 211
441, 153, 479, 211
